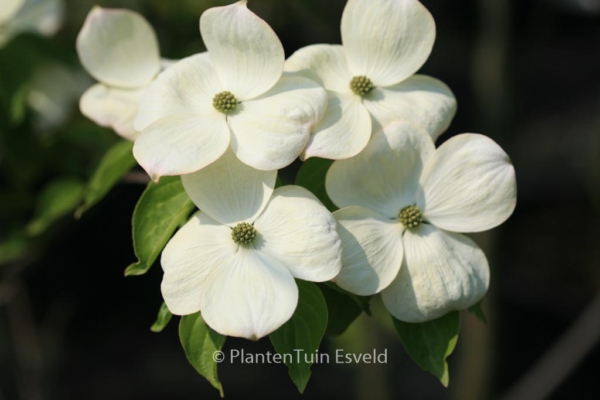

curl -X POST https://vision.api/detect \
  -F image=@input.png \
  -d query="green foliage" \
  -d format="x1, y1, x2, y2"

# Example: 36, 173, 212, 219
468, 301, 488, 325
270, 280, 328, 393
180, 312, 226, 397
151, 302, 173, 333
318, 283, 363, 336
321, 281, 371, 315
10, 84, 29, 125
393, 312, 460, 387
125, 176, 195, 276
75, 140, 137, 218
295, 158, 337, 212
26, 178, 85, 236
0, 234, 29, 264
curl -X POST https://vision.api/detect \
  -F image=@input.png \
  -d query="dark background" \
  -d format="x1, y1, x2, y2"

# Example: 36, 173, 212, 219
1, 0, 599, 399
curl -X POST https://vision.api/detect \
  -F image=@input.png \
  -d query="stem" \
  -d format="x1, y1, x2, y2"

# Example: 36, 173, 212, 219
122, 171, 151, 185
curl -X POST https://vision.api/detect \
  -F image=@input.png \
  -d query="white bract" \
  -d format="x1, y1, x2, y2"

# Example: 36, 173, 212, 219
285, 0, 457, 161
326, 121, 517, 322
161, 149, 342, 340
133, 1, 327, 180
77, 7, 167, 141
0, 0, 64, 48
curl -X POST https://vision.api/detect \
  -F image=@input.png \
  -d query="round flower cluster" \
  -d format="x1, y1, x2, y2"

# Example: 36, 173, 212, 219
349, 75, 374, 96
398, 205, 423, 229
213, 91, 238, 113
76, 0, 516, 342
231, 222, 257, 245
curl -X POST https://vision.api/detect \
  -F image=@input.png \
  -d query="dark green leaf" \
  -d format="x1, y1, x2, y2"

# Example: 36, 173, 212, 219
393, 311, 460, 387
10, 84, 29, 125
318, 283, 363, 336
150, 302, 173, 333
180, 312, 226, 397
322, 281, 371, 315
0, 234, 29, 264
0, 189, 34, 216
75, 140, 136, 218
270, 280, 328, 393
295, 158, 337, 212
125, 176, 195, 276
468, 301, 487, 325
26, 178, 85, 236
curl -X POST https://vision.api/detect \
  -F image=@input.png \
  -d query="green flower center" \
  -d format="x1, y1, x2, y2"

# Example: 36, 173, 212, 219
350, 76, 374, 96
398, 206, 423, 229
213, 91, 238, 113
231, 222, 257, 245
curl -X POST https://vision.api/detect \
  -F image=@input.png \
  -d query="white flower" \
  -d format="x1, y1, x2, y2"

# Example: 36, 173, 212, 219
326, 121, 516, 322
284, 0, 457, 161
0, 0, 64, 48
161, 149, 342, 340
76, 7, 168, 141
133, 1, 327, 180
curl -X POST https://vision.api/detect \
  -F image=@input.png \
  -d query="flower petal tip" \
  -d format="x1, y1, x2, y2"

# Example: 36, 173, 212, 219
299, 151, 309, 162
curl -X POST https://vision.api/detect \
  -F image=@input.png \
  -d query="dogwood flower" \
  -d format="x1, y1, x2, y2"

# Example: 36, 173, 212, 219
133, 1, 327, 180
161, 149, 342, 339
326, 121, 516, 322
285, 0, 457, 161
77, 7, 168, 141
0, 0, 64, 48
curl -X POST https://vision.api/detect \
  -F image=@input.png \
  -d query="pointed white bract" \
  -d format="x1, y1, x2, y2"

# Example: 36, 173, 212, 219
181, 149, 274, 226
381, 224, 490, 322
164, 152, 342, 340
0, 0, 64, 48
133, 1, 327, 179
200, 0, 284, 101
76, 7, 169, 141
333, 206, 405, 295
80, 84, 144, 138
285, 0, 457, 160
326, 121, 517, 322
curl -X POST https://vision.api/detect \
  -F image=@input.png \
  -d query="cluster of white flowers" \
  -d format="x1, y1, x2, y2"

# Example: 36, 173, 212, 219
76, 0, 517, 340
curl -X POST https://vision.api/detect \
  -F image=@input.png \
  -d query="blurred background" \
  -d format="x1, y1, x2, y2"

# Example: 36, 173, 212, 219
1, 0, 599, 399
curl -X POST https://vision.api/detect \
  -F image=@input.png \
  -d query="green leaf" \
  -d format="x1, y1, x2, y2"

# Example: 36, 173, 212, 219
270, 280, 328, 393
468, 301, 487, 325
322, 281, 371, 315
179, 312, 226, 397
392, 311, 460, 387
75, 140, 137, 218
318, 284, 363, 336
295, 158, 337, 212
150, 302, 173, 333
26, 178, 85, 236
10, 84, 29, 125
125, 176, 195, 276
0, 234, 29, 264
